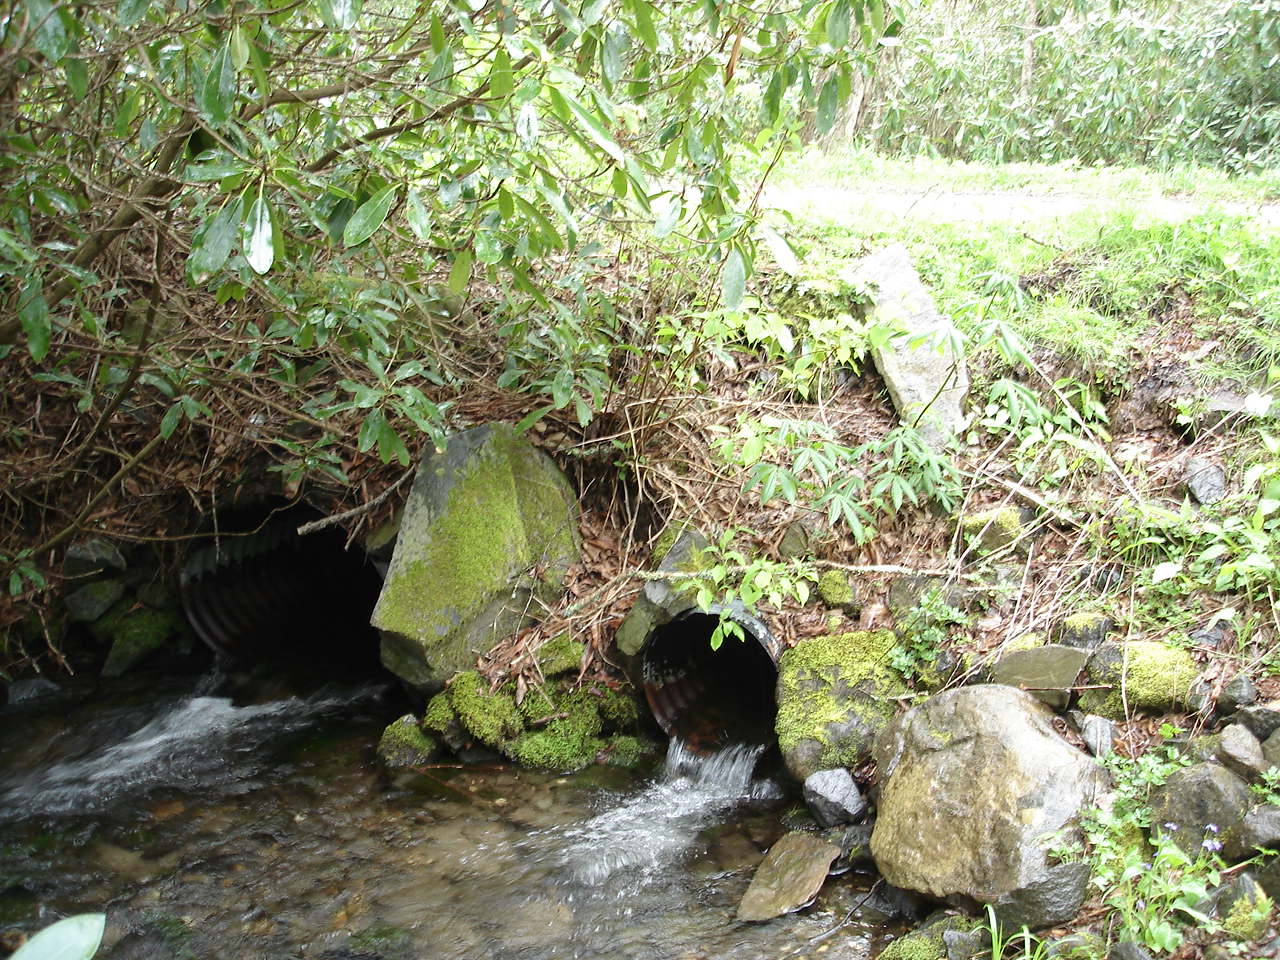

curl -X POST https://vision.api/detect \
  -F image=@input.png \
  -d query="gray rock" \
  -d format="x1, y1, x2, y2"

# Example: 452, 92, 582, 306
6, 677, 60, 704
1080, 715, 1115, 758
376, 715, 438, 768
371, 423, 581, 692
1046, 932, 1106, 959
959, 506, 1029, 556
1237, 703, 1280, 742
1265, 730, 1280, 769
992, 860, 1091, 931
1223, 806, 1280, 862
615, 529, 709, 657
1110, 943, 1155, 960
870, 685, 1108, 905
848, 244, 969, 450
803, 769, 867, 828
1052, 612, 1114, 650
990, 644, 1089, 709
736, 831, 841, 922
1188, 679, 1215, 714
1218, 724, 1268, 781
64, 538, 126, 576
1221, 673, 1260, 714
1184, 456, 1228, 505
65, 579, 125, 623
1150, 763, 1250, 855
827, 823, 874, 871
943, 926, 990, 960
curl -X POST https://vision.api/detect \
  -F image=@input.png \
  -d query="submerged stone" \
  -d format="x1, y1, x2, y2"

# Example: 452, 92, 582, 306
871, 685, 1107, 920
774, 630, 906, 781
736, 831, 840, 922
371, 423, 580, 692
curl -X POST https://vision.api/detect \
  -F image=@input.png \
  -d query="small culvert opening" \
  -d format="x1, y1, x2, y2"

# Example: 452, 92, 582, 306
639, 610, 779, 752
180, 501, 385, 673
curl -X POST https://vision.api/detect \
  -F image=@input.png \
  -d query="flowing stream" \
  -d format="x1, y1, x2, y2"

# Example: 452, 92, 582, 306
0, 672, 889, 959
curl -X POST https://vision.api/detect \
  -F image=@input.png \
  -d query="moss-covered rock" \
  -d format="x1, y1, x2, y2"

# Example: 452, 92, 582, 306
960, 506, 1026, 555
1077, 641, 1200, 720
615, 528, 710, 657
371, 423, 581, 692
66, 579, 126, 622
1006, 631, 1047, 653
447, 671, 524, 746
100, 607, 181, 676
774, 630, 906, 780
877, 928, 946, 960
500, 678, 641, 772
534, 633, 585, 677
595, 684, 642, 730
377, 715, 438, 768
816, 569, 857, 612
504, 719, 603, 772
1221, 874, 1273, 941
1052, 611, 1113, 650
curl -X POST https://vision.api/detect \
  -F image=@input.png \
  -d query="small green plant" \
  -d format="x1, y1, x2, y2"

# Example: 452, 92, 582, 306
1107, 828, 1222, 954
692, 530, 817, 649
985, 905, 1051, 960
1252, 768, 1280, 807
890, 586, 968, 682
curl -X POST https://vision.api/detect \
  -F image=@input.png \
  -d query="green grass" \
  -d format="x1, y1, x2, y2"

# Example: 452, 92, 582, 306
774, 147, 1280, 205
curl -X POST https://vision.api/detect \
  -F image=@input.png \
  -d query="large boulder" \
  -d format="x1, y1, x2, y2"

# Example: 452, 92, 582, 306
775, 630, 907, 781
847, 244, 970, 450
371, 423, 580, 692
871, 685, 1108, 926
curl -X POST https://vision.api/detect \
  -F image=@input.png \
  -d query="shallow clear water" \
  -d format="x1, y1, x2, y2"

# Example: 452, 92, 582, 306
0, 674, 889, 959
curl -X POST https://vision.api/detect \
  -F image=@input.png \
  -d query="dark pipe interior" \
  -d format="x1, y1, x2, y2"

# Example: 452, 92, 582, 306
180, 502, 384, 670
640, 611, 778, 752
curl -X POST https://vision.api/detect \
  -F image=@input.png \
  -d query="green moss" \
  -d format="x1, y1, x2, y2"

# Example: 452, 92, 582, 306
651, 519, 694, 565
1006, 631, 1046, 653
423, 692, 457, 733
1223, 884, 1273, 941
1055, 611, 1112, 646
595, 684, 641, 730
817, 569, 855, 607
599, 734, 655, 767
101, 608, 180, 676
1078, 641, 1200, 719
504, 721, 604, 771
960, 506, 1024, 553
775, 630, 905, 767
377, 715, 438, 768
535, 633, 584, 677
877, 930, 946, 960
350, 923, 413, 960
447, 671, 524, 746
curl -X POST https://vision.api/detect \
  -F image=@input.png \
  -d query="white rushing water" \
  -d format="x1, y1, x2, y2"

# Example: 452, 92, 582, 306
555, 739, 772, 890
1, 685, 379, 819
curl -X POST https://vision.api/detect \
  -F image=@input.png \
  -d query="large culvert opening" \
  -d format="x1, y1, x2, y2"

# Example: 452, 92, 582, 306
639, 610, 779, 752
180, 501, 385, 674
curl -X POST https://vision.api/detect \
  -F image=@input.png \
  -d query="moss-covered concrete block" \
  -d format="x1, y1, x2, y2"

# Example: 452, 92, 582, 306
371, 423, 580, 692
960, 506, 1027, 555
377, 715, 438, 768
774, 630, 907, 781
1078, 641, 1200, 720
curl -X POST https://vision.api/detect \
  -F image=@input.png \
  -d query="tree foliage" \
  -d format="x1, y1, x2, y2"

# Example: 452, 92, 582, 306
0, 0, 899, 595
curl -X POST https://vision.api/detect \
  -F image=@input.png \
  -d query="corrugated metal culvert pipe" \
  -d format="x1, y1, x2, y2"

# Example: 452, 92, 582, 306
179, 503, 384, 666
639, 604, 782, 752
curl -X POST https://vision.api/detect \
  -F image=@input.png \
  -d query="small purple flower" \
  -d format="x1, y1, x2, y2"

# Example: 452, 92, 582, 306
1203, 838, 1223, 853
1163, 822, 1178, 832
1136, 899, 1147, 911
1206, 823, 1220, 834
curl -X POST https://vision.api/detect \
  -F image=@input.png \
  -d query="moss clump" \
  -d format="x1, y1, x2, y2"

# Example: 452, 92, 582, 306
505, 721, 603, 772
1054, 611, 1113, 648
535, 633, 585, 677
775, 630, 906, 773
960, 506, 1025, 554
595, 684, 641, 730
377, 715, 438, 768
877, 929, 946, 960
423, 692, 457, 733
1006, 631, 1046, 653
1078, 641, 1200, 720
447, 671, 524, 746
599, 735, 655, 767
1223, 883, 1273, 941
817, 569, 855, 608
101, 608, 180, 676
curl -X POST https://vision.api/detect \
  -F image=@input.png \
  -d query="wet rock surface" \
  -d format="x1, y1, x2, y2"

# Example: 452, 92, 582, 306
736, 831, 841, 922
1217, 723, 1267, 781
1149, 762, 1250, 855
802, 768, 866, 828
871, 685, 1107, 910
991, 644, 1088, 709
